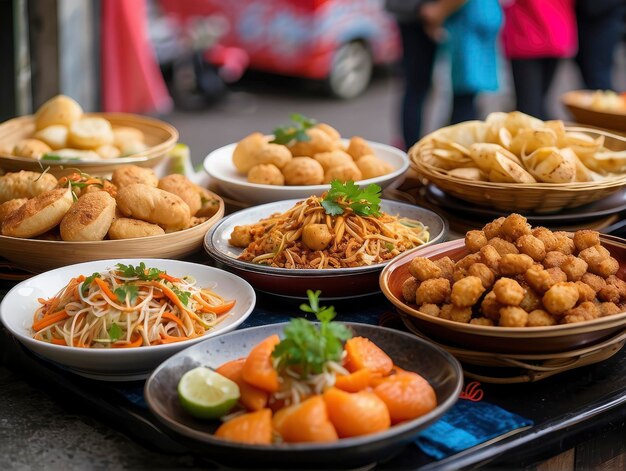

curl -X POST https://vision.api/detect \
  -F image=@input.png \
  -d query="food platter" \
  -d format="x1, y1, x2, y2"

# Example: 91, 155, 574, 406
562, 90, 626, 134
0, 259, 256, 381
203, 139, 409, 204
144, 322, 463, 469
204, 199, 447, 299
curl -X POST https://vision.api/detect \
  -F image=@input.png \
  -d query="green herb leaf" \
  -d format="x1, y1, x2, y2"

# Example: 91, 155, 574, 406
41, 154, 80, 161
172, 287, 191, 306
115, 262, 163, 281
270, 114, 317, 145
81, 272, 101, 296
321, 180, 382, 217
108, 323, 123, 342
114, 285, 139, 305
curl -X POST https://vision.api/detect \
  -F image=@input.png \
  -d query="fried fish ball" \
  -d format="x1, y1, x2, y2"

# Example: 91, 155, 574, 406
13, 139, 52, 159
480, 291, 503, 321
552, 231, 575, 255
434, 256, 455, 281
531, 227, 559, 252
346, 136, 375, 160
282, 157, 324, 185
493, 278, 525, 305
313, 150, 353, 171
499, 253, 534, 276
465, 230, 488, 253
112, 165, 158, 188
439, 304, 472, 323
409, 257, 442, 281
527, 309, 557, 327
580, 273, 606, 293
108, 218, 165, 239
575, 281, 597, 302
573, 230, 601, 252
519, 285, 542, 312
232, 132, 268, 174
524, 266, 555, 293
355, 155, 393, 179
498, 306, 528, 327
256, 143, 292, 169
562, 302, 600, 324
0, 198, 27, 225
560, 255, 588, 281
500, 213, 531, 241
323, 162, 362, 184
59, 191, 116, 241
34, 94, 83, 130
598, 302, 621, 317
516, 234, 546, 262
451, 276, 485, 307
68, 117, 114, 149
34, 124, 68, 150
229, 225, 252, 248
480, 244, 501, 271
482, 216, 505, 239
1, 187, 73, 238
158, 174, 202, 216
470, 317, 495, 326
543, 251, 567, 268
247, 164, 285, 186
288, 128, 338, 156
542, 282, 579, 316
419, 303, 440, 317
467, 263, 496, 289
488, 237, 519, 256
116, 183, 190, 231
416, 278, 451, 305
401, 277, 419, 303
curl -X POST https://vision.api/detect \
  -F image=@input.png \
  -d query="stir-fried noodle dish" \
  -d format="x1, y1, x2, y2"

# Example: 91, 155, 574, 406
229, 181, 430, 269
32, 262, 235, 348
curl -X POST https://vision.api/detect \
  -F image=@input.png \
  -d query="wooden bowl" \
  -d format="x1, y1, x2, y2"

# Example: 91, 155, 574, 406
562, 90, 626, 134
0, 191, 224, 274
0, 113, 178, 175
379, 235, 626, 355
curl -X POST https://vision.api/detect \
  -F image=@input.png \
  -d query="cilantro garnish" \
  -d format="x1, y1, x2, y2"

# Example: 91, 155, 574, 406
270, 114, 317, 145
108, 323, 123, 342
41, 154, 80, 161
321, 180, 381, 217
81, 272, 101, 296
115, 263, 163, 281
114, 285, 139, 305
172, 287, 191, 306
272, 290, 352, 378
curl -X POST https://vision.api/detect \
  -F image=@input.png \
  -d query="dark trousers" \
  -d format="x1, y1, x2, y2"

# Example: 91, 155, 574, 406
510, 58, 558, 120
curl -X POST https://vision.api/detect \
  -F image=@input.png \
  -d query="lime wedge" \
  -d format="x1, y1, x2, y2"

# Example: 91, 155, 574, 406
178, 366, 240, 419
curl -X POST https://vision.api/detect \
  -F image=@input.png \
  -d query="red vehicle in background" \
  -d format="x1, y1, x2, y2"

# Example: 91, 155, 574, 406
158, 0, 401, 99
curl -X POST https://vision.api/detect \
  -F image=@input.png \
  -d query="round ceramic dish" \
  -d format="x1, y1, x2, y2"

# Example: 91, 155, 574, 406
203, 139, 409, 204
379, 235, 626, 355
0, 113, 179, 175
0, 191, 224, 274
144, 322, 463, 469
204, 199, 447, 299
0, 258, 256, 381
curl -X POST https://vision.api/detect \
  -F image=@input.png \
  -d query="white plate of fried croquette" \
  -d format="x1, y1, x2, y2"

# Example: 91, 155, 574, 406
380, 213, 626, 355
0, 166, 224, 273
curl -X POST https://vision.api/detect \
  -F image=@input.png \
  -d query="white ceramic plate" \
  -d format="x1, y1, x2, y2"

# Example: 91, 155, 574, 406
0, 259, 256, 381
203, 139, 409, 204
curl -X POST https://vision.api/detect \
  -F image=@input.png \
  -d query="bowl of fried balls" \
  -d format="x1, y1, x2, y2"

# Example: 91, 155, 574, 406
203, 120, 409, 204
380, 213, 626, 354
0, 166, 224, 273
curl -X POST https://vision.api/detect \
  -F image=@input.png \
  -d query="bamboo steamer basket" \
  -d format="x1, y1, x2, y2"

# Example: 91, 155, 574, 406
410, 125, 626, 213
0, 113, 178, 176
0, 191, 224, 274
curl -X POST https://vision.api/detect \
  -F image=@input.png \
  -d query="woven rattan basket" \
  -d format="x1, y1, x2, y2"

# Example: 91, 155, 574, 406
0, 113, 178, 175
410, 126, 626, 213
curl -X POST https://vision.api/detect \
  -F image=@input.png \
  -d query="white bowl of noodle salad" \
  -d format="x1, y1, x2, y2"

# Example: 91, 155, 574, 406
0, 259, 256, 381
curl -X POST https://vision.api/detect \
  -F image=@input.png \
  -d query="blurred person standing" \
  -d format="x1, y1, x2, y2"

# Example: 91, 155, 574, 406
575, 0, 625, 90
501, 0, 577, 120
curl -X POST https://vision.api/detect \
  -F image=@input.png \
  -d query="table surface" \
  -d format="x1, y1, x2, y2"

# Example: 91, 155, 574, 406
1, 266, 626, 470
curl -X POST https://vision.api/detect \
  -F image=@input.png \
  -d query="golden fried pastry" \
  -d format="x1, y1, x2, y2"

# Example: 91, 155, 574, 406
562, 301, 600, 324
355, 155, 393, 179
108, 217, 165, 240
480, 291, 503, 321
580, 273, 606, 293
454, 253, 482, 272
59, 191, 116, 241
195, 186, 221, 218
483, 217, 505, 239
112, 126, 145, 148
95, 144, 121, 159
552, 231, 575, 254
598, 283, 620, 303
470, 317, 495, 326
598, 302, 621, 317
543, 251, 568, 268
313, 150, 353, 171
526, 309, 557, 327
524, 266, 556, 294
500, 213, 531, 240
434, 256, 455, 281
401, 277, 419, 303
68, 117, 114, 149
323, 162, 362, 184
111, 165, 158, 188
416, 278, 450, 305
546, 267, 568, 284
515, 234, 546, 262
187, 217, 208, 228
573, 230, 601, 252
468, 263, 495, 289
346, 136, 374, 160
560, 255, 588, 281
519, 285, 542, 312
499, 306, 528, 327
493, 278, 525, 305
247, 164, 285, 185
488, 237, 519, 256
499, 253, 534, 276
531, 227, 559, 252
479, 244, 501, 271
48, 148, 101, 160
0, 171, 57, 203
232, 132, 268, 174
575, 281, 597, 302
255, 143, 292, 169
409, 257, 441, 281
0, 198, 27, 225
451, 276, 485, 307
542, 282, 579, 315
465, 230, 488, 253
158, 174, 202, 216
1, 187, 73, 238
288, 128, 338, 157
34, 95, 83, 130
13, 139, 52, 159
118, 140, 147, 156
419, 303, 440, 317
34, 125, 68, 150
314, 123, 341, 141
440, 304, 472, 323
282, 157, 324, 185
116, 183, 190, 230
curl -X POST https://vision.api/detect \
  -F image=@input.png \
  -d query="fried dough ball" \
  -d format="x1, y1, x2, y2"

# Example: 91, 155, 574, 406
34, 125, 68, 150
593, 257, 619, 278
598, 284, 620, 303
60, 191, 116, 241
0, 171, 58, 203
34, 95, 83, 130
480, 244, 501, 271
355, 155, 393, 179
229, 225, 252, 248
451, 276, 485, 307
524, 266, 556, 294
515, 234, 546, 262
519, 286, 542, 312
95, 144, 121, 159
499, 253, 534, 276
419, 303, 440, 317
323, 162, 362, 184
481, 291, 503, 321
454, 253, 482, 272
465, 230, 488, 253
488, 237, 519, 256
467, 263, 495, 289
416, 278, 451, 305
543, 251, 567, 268
562, 302, 600, 324
302, 223, 333, 251
482, 216, 505, 239
158, 174, 202, 216
313, 150, 353, 171
187, 216, 208, 228
470, 317, 495, 326
256, 143, 292, 169
493, 278, 525, 305
314, 123, 341, 141
527, 309, 557, 327
531, 227, 559, 252
232, 132, 268, 173
542, 282, 579, 315
500, 213, 531, 241
439, 304, 472, 323
598, 302, 621, 317
552, 231, 575, 255
68, 117, 114, 149
195, 186, 221, 219
247, 164, 285, 186
13, 139, 51, 159
409, 257, 442, 281
116, 183, 190, 231
112, 126, 145, 148
578, 244, 610, 265
112, 165, 158, 188
559, 255, 589, 282
401, 277, 419, 303
288, 128, 338, 156
282, 157, 324, 185
606, 275, 626, 299
108, 218, 165, 239
546, 267, 568, 285
575, 281, 597, 302
346, 136, 375, 160
580, 272, 606, 293
434, 257, 455, 282
0, 198, 27, 225
573, 230, 601, 252
498, 306, 528, 327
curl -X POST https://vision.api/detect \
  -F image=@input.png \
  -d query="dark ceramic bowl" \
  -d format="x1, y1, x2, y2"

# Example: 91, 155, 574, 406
380, 235, 626, 355
204, 199, 447, 299
144, 322, 462, 469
